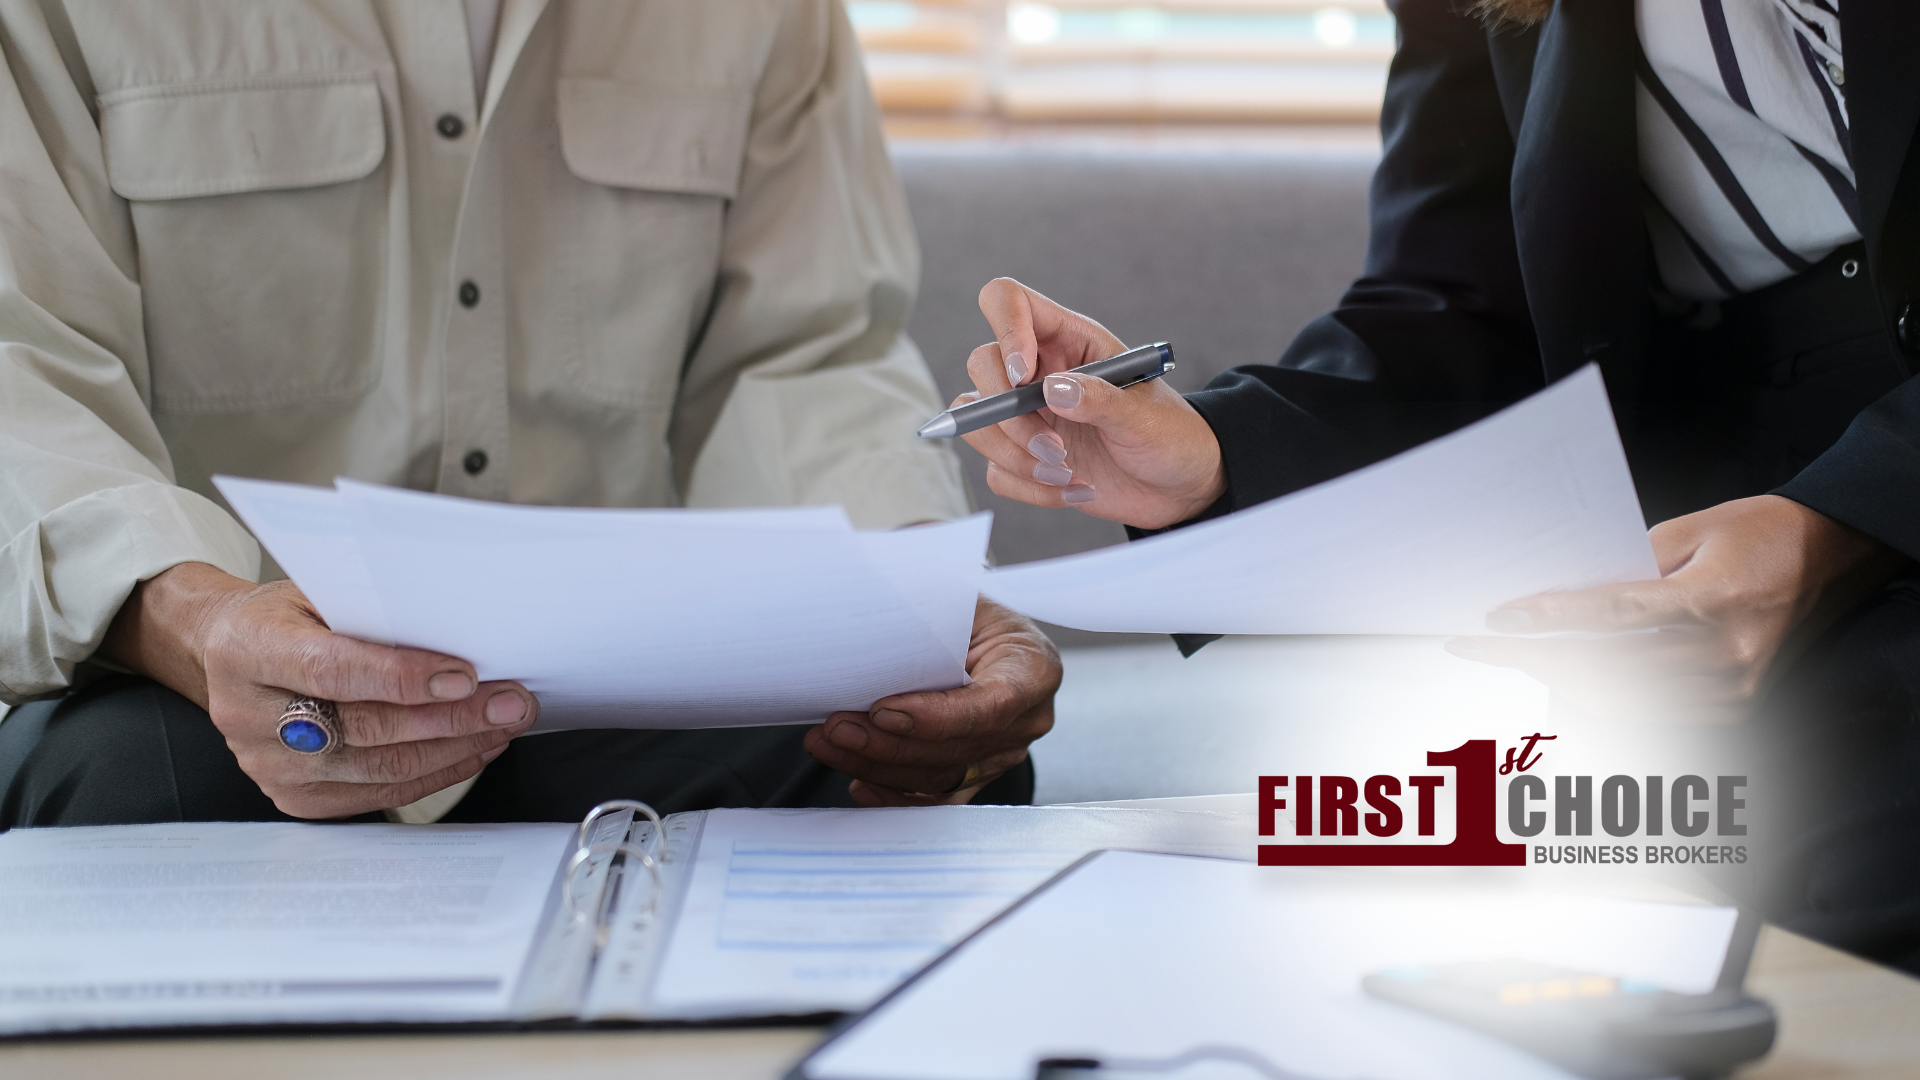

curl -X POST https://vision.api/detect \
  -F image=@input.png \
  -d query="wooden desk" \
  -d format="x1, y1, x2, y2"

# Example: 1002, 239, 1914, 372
7, 797, 1918, 1080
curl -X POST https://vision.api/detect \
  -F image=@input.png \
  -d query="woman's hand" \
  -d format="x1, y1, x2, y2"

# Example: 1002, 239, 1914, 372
1445, 496, 1909, 722
958, 278, 1227, 530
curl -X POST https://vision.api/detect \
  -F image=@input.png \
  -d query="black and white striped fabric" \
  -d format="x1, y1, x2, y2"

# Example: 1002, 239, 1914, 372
1636, 0, 1858, 300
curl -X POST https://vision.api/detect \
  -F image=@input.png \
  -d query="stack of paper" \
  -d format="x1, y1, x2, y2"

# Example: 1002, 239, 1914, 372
982, 366, 1659, 635
214, 477, 991, 730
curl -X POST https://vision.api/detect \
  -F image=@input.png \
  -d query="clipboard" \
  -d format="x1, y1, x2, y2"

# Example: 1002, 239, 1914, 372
790, 849, 1773, 1080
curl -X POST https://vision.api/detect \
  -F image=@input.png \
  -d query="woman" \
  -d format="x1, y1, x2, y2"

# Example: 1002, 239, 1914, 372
960, 0, 1920, 972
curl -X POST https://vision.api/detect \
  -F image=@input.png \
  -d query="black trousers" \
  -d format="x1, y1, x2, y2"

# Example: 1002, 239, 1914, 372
1735, 576, 1920, 973
0, 679, 1034, 828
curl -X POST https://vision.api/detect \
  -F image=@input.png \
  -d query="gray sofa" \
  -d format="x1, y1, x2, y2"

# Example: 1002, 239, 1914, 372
894, 139, 1378, 574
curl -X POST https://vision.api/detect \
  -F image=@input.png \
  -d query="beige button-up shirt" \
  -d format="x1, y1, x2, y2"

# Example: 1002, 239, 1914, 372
0, 0, 969, 705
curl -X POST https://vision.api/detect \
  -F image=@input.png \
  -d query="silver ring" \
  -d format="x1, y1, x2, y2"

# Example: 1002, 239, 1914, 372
276, 694, 342, 755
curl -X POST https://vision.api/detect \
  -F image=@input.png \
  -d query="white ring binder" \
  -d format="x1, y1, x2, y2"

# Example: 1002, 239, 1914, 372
0, 806, 1258, 1034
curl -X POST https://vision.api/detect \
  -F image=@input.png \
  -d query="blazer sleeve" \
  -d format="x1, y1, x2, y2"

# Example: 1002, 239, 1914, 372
1774, 376, 1920, 561
1182, 0, 1545, 516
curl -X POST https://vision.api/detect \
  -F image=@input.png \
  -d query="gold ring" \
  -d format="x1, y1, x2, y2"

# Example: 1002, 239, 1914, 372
945, 761, 983, 794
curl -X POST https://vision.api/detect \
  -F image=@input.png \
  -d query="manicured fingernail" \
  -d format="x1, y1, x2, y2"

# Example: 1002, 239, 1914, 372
1444, 637, 1483, 659
481, 745, 508, 763
1027, 432, 1067, 466
829, 719, 869, 750
485, 691, 528, 725
1487, 609, 1533, 633
429, 671, 474, 700
872, 709, 914, 734
958, 391, 981, 404
1062, 484, 1097, 504
1005, 351, 1028, 385
1033, 461, 1073, 486
1043, 376, 1081, 409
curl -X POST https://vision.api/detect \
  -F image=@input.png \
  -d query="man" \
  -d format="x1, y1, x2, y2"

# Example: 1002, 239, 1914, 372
958, 0, 1920, 970
0, 0, 1057, 826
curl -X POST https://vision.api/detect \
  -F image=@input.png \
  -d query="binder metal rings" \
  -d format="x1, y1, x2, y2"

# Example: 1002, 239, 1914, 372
563, 800, 668, 926
276, 695, 342, 755
575, 799, 666, 862
563, 840, 663, 924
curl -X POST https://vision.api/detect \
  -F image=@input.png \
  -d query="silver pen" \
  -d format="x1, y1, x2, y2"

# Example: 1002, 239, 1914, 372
916, 342, 1176, 439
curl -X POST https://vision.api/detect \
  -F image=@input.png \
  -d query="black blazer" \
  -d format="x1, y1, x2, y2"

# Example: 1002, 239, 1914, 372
1186, 0, 1920, 560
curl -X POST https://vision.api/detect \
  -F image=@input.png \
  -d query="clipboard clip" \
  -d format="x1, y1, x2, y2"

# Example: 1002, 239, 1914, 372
1036, 1046, 1333, 1080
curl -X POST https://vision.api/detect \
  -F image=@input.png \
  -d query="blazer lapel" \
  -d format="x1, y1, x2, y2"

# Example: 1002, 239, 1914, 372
1485, 23, 1539, 143
1508, 0, 1647, 401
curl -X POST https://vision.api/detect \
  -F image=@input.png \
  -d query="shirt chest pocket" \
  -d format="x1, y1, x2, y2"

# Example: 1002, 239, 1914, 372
102, 73, 389, 413
538, 78, 750, 407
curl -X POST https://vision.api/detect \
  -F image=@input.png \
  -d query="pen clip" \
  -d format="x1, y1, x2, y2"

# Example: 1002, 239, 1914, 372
1109, 356, 1175, 390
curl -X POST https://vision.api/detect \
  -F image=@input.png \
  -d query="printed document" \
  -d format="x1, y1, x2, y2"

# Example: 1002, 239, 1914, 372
0, 822, 571, 1033
585, 805, 1252, 1020
982, 366, 1659, 634
214, 478, 991, 729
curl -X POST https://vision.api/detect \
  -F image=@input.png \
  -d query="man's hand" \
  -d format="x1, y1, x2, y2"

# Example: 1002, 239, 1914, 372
103, 562, 539, 818
1445, 496, 1909, 722
958, 277, 1226, 529
803, 596, 1060, 806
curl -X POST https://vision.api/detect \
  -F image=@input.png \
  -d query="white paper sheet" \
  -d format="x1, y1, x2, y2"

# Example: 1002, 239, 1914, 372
982, 366, 1659, 635
212, 476, 991, 729
805, 849, 1740, 1080
588, 805, 1254, 1020
215, 478, 394, 643
0, 822, 572, 1034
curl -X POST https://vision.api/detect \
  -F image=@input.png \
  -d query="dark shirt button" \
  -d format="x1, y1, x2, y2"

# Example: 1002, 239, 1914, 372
463, 450, 489, 476
436, 113, 465, 139
458, 280, 480, 308
1899, 302, 1920, 355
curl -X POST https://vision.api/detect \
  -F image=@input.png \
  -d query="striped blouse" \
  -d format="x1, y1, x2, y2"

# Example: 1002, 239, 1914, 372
1635, 0, 1858, 300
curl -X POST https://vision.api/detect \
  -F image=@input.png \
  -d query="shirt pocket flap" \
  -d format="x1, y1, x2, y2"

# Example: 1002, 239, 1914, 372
557, 78, 749, 200
100, 73, 386, 201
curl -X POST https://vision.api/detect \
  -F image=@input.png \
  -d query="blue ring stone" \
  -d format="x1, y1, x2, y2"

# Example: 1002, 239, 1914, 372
279, 718, 332, 754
